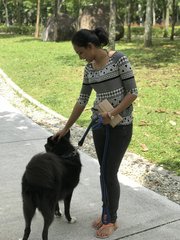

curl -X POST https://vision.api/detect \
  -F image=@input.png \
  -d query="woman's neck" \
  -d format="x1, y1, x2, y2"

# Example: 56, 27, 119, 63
92, 49, 109, 70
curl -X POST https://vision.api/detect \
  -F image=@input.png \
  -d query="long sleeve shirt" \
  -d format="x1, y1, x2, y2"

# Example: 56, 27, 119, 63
77, 51, 138, 125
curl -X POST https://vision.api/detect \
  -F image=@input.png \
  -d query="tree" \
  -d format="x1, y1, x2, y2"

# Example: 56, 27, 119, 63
2, 0, 10, 26
152, 0, 156, 25
35, 0, 41, 38
126, 0, 132, 42
144, 0, 153, 47
170, 0, 177, 40
164, 0, 171, 37
109, 0, 116, 50
54, 0, 65, 16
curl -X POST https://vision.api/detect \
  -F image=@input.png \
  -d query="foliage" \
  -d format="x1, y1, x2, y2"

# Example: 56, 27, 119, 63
1, 23, 180, 38
0, 35, 179, 175
124, 25, 180, 38
174, 26, 180, 36
0, 0, 53, 25
0, 24, 35, 35
0, 0, 179, 28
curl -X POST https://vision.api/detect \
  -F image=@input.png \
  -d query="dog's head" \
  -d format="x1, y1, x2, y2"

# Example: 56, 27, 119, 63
44, 130, 75, 156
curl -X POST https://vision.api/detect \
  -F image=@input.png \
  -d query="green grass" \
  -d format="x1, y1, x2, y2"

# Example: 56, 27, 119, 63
0, 35, 179, 175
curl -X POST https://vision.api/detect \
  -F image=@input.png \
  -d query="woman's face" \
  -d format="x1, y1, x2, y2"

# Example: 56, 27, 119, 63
73, 44, 95, 63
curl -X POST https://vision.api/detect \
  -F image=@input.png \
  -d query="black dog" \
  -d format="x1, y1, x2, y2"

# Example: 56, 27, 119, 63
21, 131, 82, 240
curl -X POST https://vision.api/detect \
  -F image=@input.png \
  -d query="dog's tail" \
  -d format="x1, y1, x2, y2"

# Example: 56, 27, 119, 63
22, 172, 42, 210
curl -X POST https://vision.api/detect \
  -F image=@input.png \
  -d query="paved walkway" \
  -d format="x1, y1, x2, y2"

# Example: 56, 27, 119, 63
0, 94, 180, 240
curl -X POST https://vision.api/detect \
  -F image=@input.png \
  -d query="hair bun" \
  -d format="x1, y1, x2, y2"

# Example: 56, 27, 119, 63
94, 27, 109, 46
72, 27, 109, 47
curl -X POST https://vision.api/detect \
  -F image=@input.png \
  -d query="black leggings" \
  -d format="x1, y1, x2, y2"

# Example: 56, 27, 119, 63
92, 123, 133, 223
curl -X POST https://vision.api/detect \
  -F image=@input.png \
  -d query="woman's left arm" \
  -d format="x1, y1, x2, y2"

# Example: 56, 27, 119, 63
111, 54, 138, 116
110, 92, 137, 116
101, 53, 138, 123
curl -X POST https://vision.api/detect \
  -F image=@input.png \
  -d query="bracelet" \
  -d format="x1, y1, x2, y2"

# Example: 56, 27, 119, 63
107, 112, 115, 120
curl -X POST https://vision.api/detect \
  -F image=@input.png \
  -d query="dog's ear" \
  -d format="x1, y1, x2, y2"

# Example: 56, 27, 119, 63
47, 136, 54, 143
44, 130, 71, 152
44, 136, 55, 152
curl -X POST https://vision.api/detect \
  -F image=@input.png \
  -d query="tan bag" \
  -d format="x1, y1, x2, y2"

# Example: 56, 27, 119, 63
97, 99, 123, 127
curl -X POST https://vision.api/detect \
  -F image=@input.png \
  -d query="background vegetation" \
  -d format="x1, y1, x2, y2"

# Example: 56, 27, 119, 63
0, 0, 179, 27
0, 1, 179, 174
0, 0, 180, 39
0, 35, 179, 175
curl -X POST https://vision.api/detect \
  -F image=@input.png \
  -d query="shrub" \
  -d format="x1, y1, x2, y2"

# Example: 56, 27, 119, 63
124, 25, 180, 38
174, 26, 180, 37
0, 25, 35, 35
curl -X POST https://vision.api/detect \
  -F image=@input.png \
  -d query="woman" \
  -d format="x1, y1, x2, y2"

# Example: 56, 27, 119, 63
54, 27, 138, 238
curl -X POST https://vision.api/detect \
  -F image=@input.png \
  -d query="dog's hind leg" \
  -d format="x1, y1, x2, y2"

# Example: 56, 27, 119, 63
55, 202, 62, 217
64, 192, 76, 223
42, 216, 54, 240
22, 195, 36, 240
40, 200, 55, 240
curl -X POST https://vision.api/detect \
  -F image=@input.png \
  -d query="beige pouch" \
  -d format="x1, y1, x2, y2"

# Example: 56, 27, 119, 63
97, 99, 123, 127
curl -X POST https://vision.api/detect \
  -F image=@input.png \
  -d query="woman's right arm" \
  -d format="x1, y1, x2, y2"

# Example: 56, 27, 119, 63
54, 101, 85, 139
54, 66, 92, 139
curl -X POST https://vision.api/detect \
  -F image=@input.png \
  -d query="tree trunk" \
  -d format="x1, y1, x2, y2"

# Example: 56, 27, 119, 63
153, 1, 156, 26
58, 0, 65, 14
164, 0, 170, 37
16, 0, 23, 25
109, 0, 116, 50
2, 0, 10, 27
53, 0, 65, 38
54, 0, 65, 17
170, 0, 176, 40
54, 0, 58, 17
127, 0, 132, 42
138, 3, 143, 26
35, 0, 41, 38
144, 0, 153, 47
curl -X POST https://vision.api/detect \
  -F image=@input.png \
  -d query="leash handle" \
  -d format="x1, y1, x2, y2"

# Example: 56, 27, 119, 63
78, 121, 93, 146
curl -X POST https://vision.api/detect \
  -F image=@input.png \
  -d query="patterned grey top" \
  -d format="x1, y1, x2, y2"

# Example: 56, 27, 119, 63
77, 51, 138, 125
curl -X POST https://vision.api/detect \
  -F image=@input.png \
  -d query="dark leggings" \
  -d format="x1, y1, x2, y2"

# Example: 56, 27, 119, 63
92, 123, 133, 223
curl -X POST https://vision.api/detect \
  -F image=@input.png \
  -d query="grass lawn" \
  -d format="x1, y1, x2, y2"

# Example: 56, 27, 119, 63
0, 35, 179, 175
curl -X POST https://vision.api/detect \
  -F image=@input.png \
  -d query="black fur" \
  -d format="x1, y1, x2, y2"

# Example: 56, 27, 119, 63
21, 131, 81, 240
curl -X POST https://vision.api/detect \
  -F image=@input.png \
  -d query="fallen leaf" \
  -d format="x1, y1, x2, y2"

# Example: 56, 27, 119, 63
140, 143, 149, 152
169, 120, 176, 126
144, 133, 150, 137
173, 111, 180, 115
155, 109, 168, 113
139, 120, 150, 126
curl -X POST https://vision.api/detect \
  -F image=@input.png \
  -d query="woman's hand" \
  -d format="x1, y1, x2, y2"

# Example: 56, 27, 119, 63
53, 128, 69, 140
100, 112, 111, 125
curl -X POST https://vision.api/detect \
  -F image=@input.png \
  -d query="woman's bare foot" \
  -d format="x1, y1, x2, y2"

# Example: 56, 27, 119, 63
96, 223, 118, 239
92, 217, 103, 230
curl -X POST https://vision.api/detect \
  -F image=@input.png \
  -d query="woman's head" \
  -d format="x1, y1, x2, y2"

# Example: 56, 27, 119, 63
72, 27, 109, 62
72, 27, 109, 48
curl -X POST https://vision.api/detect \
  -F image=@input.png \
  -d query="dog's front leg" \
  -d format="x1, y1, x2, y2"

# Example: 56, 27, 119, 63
64, 192, 76, 223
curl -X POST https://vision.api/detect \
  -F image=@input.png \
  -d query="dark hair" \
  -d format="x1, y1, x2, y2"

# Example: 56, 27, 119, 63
72, 27, 109, 48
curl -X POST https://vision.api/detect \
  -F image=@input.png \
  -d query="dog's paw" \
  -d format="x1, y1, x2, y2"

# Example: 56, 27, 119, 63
55, 210, 62, 217
68, 216, 77, 224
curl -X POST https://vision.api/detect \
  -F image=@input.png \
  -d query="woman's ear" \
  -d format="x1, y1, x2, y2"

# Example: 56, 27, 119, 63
87, 42, 94, 49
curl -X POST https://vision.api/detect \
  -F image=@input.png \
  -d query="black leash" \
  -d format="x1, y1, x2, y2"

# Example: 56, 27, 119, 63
78, 116, 100, 147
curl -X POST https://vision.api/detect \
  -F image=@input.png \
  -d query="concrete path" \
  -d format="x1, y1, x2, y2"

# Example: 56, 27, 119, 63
0, 95, 180, 240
